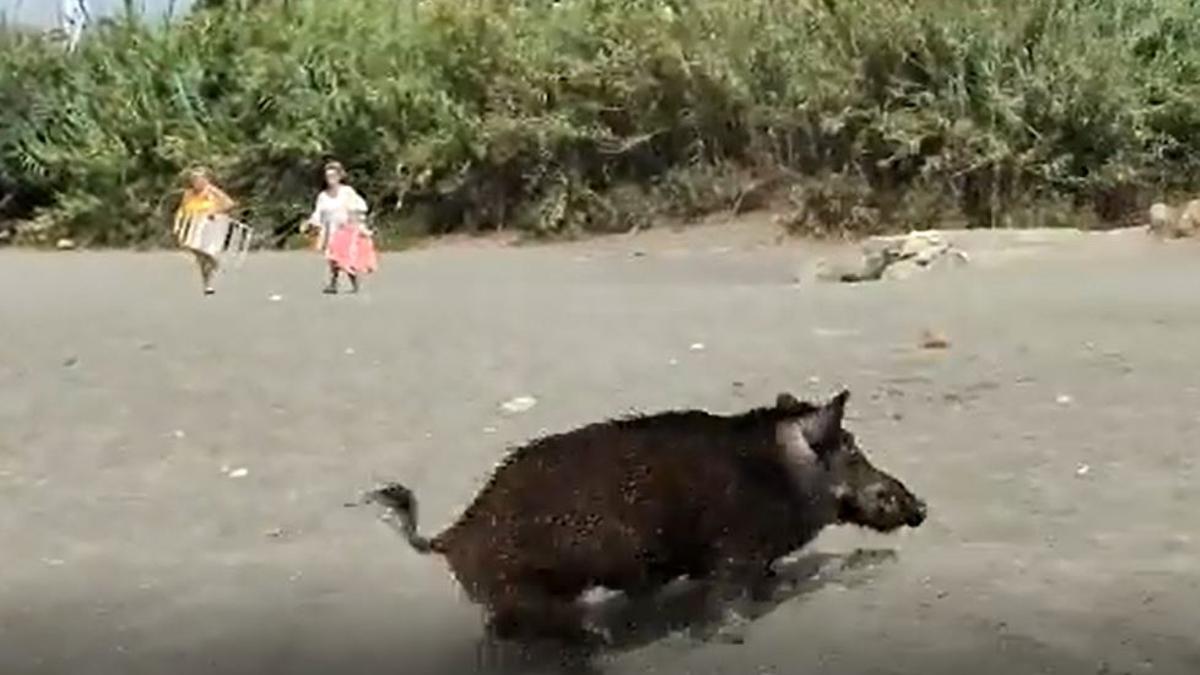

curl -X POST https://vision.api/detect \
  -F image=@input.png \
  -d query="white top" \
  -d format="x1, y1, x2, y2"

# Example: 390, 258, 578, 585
61, 0, 90, 25
308, 185, 369, 231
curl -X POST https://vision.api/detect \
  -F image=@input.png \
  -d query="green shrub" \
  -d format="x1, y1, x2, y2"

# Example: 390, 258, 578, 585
4, 0, 1200, 246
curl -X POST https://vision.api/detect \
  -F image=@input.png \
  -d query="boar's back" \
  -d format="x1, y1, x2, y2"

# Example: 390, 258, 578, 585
435, 408, 821, 597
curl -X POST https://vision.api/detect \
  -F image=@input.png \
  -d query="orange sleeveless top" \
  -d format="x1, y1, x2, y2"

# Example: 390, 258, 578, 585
179, 188, 218, 217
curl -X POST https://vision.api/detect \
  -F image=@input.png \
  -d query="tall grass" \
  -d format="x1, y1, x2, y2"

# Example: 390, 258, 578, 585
3, 0, 1200, 246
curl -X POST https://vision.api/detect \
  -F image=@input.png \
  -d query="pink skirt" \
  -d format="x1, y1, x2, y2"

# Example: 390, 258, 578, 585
326, 226, 378, 275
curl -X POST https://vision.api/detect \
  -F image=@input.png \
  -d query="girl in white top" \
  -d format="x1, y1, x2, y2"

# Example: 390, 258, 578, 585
304, 161, 378, 294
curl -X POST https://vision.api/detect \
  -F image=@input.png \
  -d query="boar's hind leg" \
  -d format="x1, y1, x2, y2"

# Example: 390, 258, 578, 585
486, 586, 595, 645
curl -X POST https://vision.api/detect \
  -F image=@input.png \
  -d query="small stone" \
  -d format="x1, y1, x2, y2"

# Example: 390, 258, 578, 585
264, 528, 285, 539
268, 294, 283, 302
808, 376, 822, 385
812, 327, 860, 338
482, 426, 498, 434
172, 430, 186, 439
920, 329, 950, 350
55, 238, 76, 250
1076, 464, 1090, 477
344, 347, 356, 356
689, 342, 706, 352
62, 356, 79, 368
228, 467, 249, 479
499, 395, 538, 414
1056, 394, 1074, 405
668, 358, 679, 366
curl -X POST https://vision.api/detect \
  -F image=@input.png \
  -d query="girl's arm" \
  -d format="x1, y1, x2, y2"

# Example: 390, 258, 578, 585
209, 185, 236, 214
345, 187, 373, 234
302, 193, 323, 231
344, 186, 369, 214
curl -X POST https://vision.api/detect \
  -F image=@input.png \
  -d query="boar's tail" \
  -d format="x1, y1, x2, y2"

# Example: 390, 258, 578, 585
367, 482, 439, 554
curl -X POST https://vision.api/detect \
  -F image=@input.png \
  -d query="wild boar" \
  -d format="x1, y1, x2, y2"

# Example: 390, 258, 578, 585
364, 389, 926, 644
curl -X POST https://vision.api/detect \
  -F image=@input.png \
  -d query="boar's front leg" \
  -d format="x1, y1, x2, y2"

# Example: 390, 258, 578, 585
693, 556, 772, 645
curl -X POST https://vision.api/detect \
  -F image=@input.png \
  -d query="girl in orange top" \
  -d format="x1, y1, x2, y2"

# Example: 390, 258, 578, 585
173, 167, 235, 295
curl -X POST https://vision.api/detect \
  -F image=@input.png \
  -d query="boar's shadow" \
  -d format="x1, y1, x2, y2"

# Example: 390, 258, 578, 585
471, 547, 898, 674
589, 547, 897, 649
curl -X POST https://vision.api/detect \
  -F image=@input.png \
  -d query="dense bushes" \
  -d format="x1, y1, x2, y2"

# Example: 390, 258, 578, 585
3, 0, 1200, 246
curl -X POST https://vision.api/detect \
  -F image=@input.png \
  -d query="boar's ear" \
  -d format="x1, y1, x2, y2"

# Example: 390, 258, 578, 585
776, 392, 804, 411
802, 389, 849, 449
776, 418, 819, 464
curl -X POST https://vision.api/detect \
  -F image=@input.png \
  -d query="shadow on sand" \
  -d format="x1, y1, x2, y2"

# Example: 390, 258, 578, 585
472, 547, 899, 674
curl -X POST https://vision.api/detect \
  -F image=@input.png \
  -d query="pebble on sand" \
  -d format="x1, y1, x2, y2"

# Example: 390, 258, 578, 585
499, 395, 538, 414
920, 329, 951, 350
1056, 394, 1074, 405
227, 467, 249, 479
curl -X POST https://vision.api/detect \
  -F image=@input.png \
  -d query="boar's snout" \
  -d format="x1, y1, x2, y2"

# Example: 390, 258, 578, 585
907, 498, 928, 527
838, 474, 927, 533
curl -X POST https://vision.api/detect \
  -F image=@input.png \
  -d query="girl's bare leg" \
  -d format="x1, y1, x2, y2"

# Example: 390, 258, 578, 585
193, 252, 217, 295
324, 260, 340, 294
204, 256, 218, 294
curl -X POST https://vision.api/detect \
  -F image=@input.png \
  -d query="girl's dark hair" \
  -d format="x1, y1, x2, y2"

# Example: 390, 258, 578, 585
324, 161, 347, 179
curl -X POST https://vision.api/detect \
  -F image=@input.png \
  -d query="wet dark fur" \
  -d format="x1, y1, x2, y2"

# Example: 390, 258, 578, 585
367, 390, 925, 643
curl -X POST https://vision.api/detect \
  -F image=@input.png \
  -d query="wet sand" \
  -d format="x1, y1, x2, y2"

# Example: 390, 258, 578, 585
1, 224, 1198, 674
